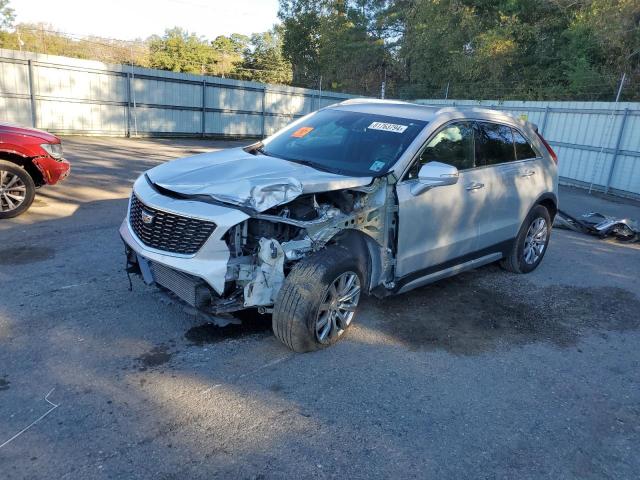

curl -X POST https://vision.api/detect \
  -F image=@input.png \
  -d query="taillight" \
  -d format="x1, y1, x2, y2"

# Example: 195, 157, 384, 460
535, 131, 557, 165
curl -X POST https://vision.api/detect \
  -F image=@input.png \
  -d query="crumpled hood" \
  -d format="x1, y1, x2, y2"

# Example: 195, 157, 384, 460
146, 147, 373, 212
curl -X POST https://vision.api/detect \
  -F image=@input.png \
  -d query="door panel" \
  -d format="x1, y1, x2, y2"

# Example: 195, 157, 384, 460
482, 162, 526, 245
473, 122, 524, 247
395, 171, 488, 277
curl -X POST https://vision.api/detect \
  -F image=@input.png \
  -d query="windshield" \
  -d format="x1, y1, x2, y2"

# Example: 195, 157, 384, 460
261, 109, 428, 176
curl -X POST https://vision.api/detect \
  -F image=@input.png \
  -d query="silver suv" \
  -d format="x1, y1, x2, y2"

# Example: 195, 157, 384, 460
121, 99, 559, 352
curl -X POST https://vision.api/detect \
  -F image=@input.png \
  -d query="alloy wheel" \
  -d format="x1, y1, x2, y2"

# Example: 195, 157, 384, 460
315, 271, 361, 343
0, 170, 27, 213
523, 217, 548, 265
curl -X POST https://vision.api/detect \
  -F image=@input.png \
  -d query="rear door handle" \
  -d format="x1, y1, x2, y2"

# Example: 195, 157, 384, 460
465, 182, 485, 191
521, 170, 536, 177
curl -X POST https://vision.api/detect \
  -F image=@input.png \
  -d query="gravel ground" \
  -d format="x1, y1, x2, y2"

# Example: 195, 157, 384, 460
1, 137, 639, 479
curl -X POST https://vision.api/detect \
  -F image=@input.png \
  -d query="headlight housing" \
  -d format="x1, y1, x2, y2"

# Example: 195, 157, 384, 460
40, 143, 63, 160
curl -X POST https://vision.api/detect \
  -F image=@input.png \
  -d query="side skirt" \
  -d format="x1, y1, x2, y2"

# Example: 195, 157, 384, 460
393, 239, 514, 295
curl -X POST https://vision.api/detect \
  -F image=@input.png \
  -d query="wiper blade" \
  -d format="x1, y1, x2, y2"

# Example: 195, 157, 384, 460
245, 142, 273, 157
256, 145, 274, 157
287, 158, 336, 173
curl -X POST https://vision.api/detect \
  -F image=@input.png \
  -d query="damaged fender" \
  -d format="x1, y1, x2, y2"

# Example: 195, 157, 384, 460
243, 238, 286, 307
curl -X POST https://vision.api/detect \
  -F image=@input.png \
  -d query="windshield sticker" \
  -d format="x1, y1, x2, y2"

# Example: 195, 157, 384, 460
368, 121, 408, 134
369, 160, 386, 172
291, 126, 314, 138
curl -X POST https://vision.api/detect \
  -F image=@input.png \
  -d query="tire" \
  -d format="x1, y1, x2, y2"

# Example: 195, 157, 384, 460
272, 245, 364, 352
500, 204, 552, 274
0, 160, 36, 219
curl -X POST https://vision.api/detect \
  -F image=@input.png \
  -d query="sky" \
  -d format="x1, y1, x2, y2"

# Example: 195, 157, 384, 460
12, 0, 281, 41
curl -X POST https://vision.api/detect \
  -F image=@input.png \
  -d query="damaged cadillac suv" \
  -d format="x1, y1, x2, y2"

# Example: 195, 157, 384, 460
121, 99, 558, 352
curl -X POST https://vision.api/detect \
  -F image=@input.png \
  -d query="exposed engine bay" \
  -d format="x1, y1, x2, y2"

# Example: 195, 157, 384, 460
219, 177, 397, 313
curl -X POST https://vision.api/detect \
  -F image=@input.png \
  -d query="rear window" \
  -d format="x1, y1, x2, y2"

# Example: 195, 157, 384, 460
262, 109, 428, 176
513, 129, 538, 160
475, 122, 515, 166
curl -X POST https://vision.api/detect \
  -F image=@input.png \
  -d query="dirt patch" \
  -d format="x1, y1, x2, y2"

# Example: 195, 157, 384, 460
185, 311, 271, 345
367, 266, 640, 354
136, 345, 173, 371
0, 246, 55, 266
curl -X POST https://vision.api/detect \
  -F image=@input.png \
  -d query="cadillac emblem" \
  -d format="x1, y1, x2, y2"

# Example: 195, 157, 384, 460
141, 210, 155, 225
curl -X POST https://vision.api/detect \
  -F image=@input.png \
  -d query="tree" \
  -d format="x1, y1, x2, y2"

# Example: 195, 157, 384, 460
238, 26, 292, 84
0, 0, 14, 31
210, 33, 250, 76
148, 27, 219, 74
279, 1, 392, 94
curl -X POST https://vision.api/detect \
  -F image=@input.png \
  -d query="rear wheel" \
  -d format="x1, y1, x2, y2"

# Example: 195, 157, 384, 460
0, 160, 36, 219
500, 205, 551, 273
272, 245, 363, 352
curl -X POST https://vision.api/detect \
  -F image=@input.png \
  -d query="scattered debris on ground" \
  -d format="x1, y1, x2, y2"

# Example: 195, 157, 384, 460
555, 210, 638, 242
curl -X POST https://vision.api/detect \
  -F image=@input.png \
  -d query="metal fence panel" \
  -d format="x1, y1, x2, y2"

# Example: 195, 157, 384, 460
0, 96, 31, 124
0, 59, 29, 95
415, 99, 640, 198
2, 49, 639, 197
0, 48, 354, 140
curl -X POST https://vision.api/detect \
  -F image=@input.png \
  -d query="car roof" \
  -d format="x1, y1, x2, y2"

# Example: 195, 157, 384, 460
330, 98, 533, 130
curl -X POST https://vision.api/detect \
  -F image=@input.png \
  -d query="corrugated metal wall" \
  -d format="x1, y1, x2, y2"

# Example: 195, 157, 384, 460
1, 49, 639, 197
416, 99, 640, 198
0, 49, 352, 138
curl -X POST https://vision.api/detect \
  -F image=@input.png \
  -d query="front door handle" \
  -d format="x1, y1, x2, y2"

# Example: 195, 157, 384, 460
465, 182, 485, 191
521, 170, 536, 177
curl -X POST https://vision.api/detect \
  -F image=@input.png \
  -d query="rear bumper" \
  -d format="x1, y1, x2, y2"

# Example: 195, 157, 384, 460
32, 156, 70, 185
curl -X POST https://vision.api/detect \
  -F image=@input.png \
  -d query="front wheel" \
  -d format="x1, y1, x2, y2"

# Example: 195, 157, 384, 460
0, 160, 36, 219
500, 205, 552, 274
272, 245, 363, 352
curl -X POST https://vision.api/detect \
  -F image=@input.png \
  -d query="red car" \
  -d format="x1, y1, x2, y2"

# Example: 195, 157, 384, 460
0, 123, 70, 218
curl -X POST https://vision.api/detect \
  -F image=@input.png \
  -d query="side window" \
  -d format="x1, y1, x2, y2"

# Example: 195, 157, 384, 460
475, 122, 516, 166
406, 122, 474, 179
513, 129, 538, 160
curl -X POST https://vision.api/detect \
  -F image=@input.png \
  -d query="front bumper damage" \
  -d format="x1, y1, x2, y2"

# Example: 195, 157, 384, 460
121, 171, 396, 322
119, 175, 248, 298
32, 156, 71, 185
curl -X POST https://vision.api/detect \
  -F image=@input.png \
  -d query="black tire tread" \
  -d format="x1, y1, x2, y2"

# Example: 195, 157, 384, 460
273, 245, 357, 352
500, 204, 551, 274
0, 160, 36, 219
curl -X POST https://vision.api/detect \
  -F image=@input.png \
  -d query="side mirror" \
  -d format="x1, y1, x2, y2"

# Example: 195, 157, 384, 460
411, 161, 459, 195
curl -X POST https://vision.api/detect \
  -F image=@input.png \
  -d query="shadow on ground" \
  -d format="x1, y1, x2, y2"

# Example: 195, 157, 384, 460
364, 266, 640, 354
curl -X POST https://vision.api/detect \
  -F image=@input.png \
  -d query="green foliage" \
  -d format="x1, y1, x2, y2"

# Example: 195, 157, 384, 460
280, 0, 640, 100
210, 34, 249, 75
148, 27, 220, 74
1, 0, 637, 98
0, 23, 148, 66
0, 0, 14, 31
279, 1, 392, 94
237, 26, 292, 84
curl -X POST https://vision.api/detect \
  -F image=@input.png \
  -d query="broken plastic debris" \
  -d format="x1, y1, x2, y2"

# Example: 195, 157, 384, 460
555, 210, 638, 243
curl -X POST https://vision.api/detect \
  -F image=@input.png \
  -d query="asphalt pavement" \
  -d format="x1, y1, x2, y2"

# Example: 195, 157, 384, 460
1, 137, 639, 479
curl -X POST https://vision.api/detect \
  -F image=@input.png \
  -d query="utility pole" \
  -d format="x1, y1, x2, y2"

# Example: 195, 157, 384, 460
444, 81, 450, 100
129, 45, 138, 137
381, 67, 387, 99
588, 72, 627, 194
614, 72, 626, 103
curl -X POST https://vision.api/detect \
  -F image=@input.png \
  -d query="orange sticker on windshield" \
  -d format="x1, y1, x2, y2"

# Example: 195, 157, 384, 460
291, 127, 314, 138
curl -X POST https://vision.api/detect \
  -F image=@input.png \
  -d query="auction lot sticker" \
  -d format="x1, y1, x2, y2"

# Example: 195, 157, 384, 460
292, 126, 314, 138
368, 122, 408, 133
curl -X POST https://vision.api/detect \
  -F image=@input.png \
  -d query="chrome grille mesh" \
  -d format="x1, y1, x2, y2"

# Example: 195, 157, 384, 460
129, 195, 216, 255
